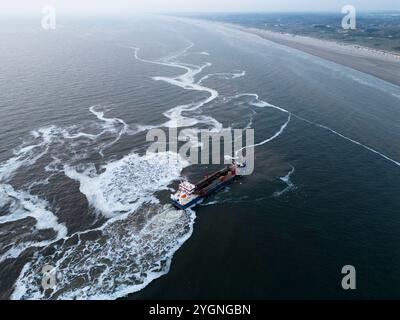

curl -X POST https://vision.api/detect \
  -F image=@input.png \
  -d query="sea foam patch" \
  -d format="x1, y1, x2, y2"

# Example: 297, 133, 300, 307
0, 105, 142, 266
12, 205, 195, 300
5, 122, 194, 299
4, 112, 194, 299
64, 151, 189, 218
0, 184, 67, 262
131, 44, 227, 130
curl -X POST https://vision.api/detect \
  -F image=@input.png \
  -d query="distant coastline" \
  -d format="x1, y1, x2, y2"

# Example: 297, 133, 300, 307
220, 22, 400, 87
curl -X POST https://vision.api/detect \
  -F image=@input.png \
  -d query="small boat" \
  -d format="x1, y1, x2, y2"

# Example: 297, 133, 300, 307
170, 161, 247, 210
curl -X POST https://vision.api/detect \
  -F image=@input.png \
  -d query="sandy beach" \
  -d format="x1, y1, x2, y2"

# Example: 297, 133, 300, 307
222, 23, 400, 87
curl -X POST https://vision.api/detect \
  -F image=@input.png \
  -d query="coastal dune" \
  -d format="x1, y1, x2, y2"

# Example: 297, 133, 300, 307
223, 23, 400, 87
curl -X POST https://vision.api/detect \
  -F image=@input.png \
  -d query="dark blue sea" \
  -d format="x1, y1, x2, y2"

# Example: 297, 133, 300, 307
1, 15, 400, 299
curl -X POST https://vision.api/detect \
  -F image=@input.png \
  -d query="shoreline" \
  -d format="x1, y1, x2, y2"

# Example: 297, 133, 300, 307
219, 22, 400, 87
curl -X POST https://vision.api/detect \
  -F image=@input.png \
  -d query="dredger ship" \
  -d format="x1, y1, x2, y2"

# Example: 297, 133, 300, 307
171, 161, 247, 210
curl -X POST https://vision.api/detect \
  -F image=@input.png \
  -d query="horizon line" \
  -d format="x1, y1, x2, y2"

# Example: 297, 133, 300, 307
1, 8, 400, 16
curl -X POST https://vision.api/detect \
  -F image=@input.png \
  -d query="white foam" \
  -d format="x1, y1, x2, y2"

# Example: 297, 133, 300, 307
234, 93, 291, 114
88, 106, 129, 157
0, 107, 131, 184
7, 130, 194, 299
231, 93, 400, 168
6, 41, 254, 299
273, 166, 296, 197
0, 126, 59, 182
229, 94, 292, 156
393, 93, 400, 99
198, 70, 246, 84
0, 104, 141, 265
130, 44, 223, 130
293, 114, 400, 168
0, 184, 67, 262
64, 151, 189, 218
12, 206, 196, 300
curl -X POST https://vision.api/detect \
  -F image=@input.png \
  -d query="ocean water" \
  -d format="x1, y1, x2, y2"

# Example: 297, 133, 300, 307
1, 15, 400, 300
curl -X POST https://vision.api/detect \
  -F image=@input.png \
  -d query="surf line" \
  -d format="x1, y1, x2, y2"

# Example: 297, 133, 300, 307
89, 106, 129, 157
129, 42, 218, 128
122, 42, 244, 131
232, 93, 400, 168
294, 114, 400, 167
230, 93, 292, 157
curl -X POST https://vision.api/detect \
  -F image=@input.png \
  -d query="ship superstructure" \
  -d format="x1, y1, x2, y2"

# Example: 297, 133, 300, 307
171, 161, 246, 210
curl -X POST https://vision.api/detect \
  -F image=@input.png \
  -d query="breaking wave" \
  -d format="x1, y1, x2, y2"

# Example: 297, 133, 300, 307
0, 184, 67, 263
0, 104, 195, 299
64, 152, 189, 219
2, 41, 252, 300
12, 205, 195, 300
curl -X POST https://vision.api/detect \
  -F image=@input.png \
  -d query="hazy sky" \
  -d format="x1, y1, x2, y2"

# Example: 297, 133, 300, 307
2, 0, 400, 15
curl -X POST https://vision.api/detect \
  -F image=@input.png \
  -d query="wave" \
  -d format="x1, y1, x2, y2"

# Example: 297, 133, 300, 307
64, 152, 189, 218
0, 126, 57, 182
6, 41, 249, 299
0, 104, 191, 299
1, 109, 194, 299
127, 43, 244, 132
198, 71, 246, 84
12, 205, 195, 300
293, 114, 400, 168
228, 93, 400, 168
0, 106, 133, 265
273, 166, 296, 197
0, 184, 67, 263
11, 150, 194, 299
226, 93, 292, 157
